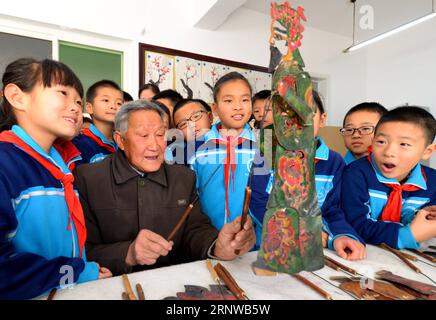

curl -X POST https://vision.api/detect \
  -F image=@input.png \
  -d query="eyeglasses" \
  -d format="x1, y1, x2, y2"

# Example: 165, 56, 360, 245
176, 110, 207, 130
339, 126, 375, 136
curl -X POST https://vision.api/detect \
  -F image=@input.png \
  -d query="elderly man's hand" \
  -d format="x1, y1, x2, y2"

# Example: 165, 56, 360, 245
125, 229, 173, 266
213, 216, 256, 260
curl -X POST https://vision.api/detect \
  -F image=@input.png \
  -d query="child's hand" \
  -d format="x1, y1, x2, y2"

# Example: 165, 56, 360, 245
333, 236, 366, 261
322, 231, 328, 248
410, 209, 436, 242
98, 266, 112, 279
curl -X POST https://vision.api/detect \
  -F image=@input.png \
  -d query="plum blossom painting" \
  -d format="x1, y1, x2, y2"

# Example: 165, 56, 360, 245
145, 51, 174, 90
140, 43, 271, 104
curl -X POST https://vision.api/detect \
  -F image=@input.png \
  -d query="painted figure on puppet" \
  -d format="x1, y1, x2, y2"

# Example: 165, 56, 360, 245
257, 1, 324, 274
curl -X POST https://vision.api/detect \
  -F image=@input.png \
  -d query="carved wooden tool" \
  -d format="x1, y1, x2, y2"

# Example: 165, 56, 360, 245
206, 259, 228, 299
234, 186, 252, 255
408, 249, 436, 263
324, 258, 341, 272
383, 247, 417, 261
324, 255, 358, 275
380, 243, 421, 273
122, 274, 137, 300
167, 198, 198, 241
167, 162, 222, 241
293, 274, 332, 300
136, 284, 145, 300
214, 263, 248, 300
47, 288, 57, 301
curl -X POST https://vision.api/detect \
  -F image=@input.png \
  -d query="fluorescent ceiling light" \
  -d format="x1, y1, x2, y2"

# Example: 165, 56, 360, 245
344, 5, 436, 53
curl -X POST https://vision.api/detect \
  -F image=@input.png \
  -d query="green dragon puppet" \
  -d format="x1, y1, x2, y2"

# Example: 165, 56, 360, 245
256, 1, 324, 274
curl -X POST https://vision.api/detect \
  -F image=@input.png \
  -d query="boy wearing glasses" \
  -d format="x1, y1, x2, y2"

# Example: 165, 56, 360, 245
173, 99, 213, 141
168, 99, 213, 165
340, 102, 387, 165
341, 106, 436, 249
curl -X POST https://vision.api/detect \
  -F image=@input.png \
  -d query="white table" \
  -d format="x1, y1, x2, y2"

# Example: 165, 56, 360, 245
38, 242, 435, 300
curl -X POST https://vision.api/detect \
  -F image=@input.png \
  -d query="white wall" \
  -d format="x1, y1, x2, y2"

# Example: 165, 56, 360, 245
364, 18, 436, 167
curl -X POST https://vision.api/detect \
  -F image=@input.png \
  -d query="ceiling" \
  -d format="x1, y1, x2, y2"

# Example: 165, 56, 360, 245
243, 0, 434, 40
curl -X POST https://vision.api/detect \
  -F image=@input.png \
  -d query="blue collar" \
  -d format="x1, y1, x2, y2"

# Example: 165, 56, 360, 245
370, 154, 427, 190
344, 150, 356, 165
315, 137, 329, 161
11, 125, 71, 174
89, 124, 117, 149
204, 122, 256, 143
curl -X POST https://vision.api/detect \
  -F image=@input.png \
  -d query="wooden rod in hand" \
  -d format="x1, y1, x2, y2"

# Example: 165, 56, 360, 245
167, 197, 199, 241
234, 186, 252, 255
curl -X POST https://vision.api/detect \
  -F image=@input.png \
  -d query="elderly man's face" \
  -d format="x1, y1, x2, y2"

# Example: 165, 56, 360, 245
115, 110, 166, 173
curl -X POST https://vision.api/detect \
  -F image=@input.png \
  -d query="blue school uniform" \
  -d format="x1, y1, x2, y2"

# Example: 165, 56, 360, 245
72, 124, 117, 165
188, 123, 261, 245
250, 138, 364, 250
0, 125, 99, 300
341, 155, 435, 249
344, 150, 357, 165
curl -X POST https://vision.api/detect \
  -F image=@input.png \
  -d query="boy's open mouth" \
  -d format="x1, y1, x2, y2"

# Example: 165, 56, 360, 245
381, 162, 396, 172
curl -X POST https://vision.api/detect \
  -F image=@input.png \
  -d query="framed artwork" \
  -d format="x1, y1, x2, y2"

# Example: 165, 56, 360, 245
139, 43, 271, 103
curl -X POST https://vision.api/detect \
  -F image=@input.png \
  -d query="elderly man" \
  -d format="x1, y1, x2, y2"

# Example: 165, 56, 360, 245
74, 100, 256, 275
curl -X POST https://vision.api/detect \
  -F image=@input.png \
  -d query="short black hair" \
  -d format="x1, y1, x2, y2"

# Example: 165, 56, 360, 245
123, 91, 134, 102
172, 99, 211, 123
153, 89, 183, 107
193, 99, 212, 113
343, 102, 387, 126
138, 83, 160, 98
151, 99, 171, 121
252, 90, 271, 105
213, 72, 252, 103
1, 58, 83, 131
312, 90, 325, 114
86, 80, 122, 103
375, 106, 435, 145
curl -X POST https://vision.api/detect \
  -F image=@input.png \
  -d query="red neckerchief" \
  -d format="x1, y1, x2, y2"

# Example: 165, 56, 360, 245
211, 126, 246, 219
366, 146, 425, 222
0, 131, 86, 257
82, 128, 116, 153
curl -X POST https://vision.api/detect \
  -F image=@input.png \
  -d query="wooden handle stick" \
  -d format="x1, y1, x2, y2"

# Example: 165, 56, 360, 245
206, 259, 220, 283
122, 274, 137, 300
47, 288, 57, 301
324, 255, 358, 275
380, 243, 421, 273
235, 186, 252, 255
136, 284, 145, 300
324, 258, 341, 271
214, 263, 248, 300
392, 249, 418, 261
293, 274, 332, 300
167, 199, 198, 241
407, 249, 436, 263
206, 259, 228, 298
